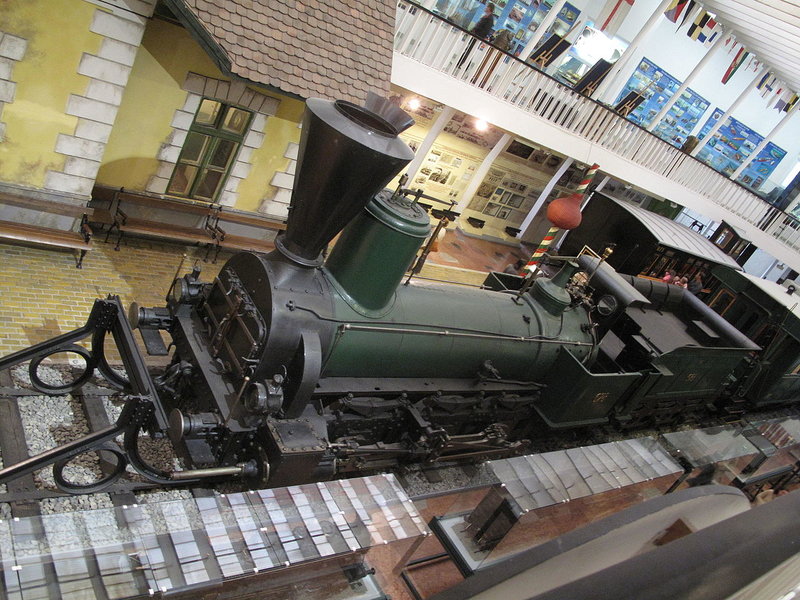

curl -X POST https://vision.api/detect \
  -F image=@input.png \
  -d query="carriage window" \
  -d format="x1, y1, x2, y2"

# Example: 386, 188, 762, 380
167, 99, 253, 202
709, 289, 735, 315
753, 325, 777, 349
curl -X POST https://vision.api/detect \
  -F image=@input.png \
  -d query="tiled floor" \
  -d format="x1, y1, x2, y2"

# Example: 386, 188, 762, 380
430, 226, 532, 273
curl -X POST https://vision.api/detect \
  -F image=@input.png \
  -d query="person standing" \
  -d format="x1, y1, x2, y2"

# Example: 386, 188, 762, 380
456, 2, 495, 71
688, 273, 704, 296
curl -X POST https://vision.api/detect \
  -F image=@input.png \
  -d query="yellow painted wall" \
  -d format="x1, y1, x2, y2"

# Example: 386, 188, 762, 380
235, 107, 303, 213
97, 18, 222, 190
98, 18, 305, 214
0, 0, 101, 188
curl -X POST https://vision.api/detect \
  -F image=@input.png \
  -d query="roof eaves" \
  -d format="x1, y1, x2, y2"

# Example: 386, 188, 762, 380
160, 0, 233, 77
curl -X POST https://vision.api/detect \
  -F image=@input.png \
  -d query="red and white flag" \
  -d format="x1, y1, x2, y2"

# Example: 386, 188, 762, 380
596, 0, 635, 38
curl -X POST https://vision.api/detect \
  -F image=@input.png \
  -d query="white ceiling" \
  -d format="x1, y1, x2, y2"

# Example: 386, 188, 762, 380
701, 0, 800, 91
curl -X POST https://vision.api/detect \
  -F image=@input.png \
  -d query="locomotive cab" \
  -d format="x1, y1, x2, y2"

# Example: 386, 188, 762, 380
534, 259, 760, 430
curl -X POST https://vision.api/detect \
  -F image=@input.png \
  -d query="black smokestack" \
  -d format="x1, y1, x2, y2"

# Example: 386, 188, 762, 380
275, 95, 415, 266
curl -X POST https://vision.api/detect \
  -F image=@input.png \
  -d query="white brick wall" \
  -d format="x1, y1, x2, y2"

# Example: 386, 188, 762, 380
0, 33, 27, 61
147, 73, 281, 206
55, 134, 106, 161
258, 125, 301, 217
45, 7, 147, 198
0, 32, 27, 142
90, 10, 146, 46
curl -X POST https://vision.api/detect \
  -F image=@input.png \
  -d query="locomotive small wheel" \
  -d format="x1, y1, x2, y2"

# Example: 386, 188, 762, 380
53, 443, 128, 494
29, 344, 95, 394
91, 328, 130, 390
254, 446, 271, 487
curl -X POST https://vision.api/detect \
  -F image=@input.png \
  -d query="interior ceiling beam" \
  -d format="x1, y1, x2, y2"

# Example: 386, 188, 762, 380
704, 0, 800, 27
706, 0, 800, 23
709, 10, 800, 45
698, 1, 800, 90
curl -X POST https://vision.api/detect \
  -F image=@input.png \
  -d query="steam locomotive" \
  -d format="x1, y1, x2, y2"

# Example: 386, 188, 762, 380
0, 96, 793, 494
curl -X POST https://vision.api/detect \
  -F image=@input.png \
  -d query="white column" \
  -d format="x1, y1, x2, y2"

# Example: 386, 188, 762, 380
690, 67, 765, 157
645, 27, 729, 132
761, 258, 779, 279
403, 106, 455, 181
730, 100, 799, 180
592, 0, 674, 104
517, 157, 574, 237
594, 175, 610, 194
519, 0, 568, 61
455, 133, 512, 214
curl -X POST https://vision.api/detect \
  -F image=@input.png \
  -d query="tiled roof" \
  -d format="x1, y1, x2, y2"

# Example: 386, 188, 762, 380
179, 0, 395, 103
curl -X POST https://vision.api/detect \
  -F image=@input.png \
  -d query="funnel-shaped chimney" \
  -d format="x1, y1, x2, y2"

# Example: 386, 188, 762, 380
275, 97, 415, 266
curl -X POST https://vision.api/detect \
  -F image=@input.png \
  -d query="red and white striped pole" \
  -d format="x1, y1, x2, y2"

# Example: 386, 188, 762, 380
524, 163, 600, 273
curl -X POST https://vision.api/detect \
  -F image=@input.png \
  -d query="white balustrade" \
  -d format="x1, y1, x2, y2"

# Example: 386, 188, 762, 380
394, 1, 800, 258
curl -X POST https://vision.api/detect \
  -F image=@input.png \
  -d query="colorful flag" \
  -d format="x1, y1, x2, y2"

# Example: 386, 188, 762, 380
787, 94, 799, 112
701, 19, 722, 46
774, 89, 791, 112
596, 0, 636, 38
721, 47, 749, 84
758, 73, 777, 97
678, 1, 699, 30
687, 10, 709, 40
664, 0, 690, 23
757, 71, 773, 92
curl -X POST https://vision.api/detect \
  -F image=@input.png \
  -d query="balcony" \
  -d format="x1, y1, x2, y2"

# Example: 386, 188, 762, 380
392, 1, 800, 273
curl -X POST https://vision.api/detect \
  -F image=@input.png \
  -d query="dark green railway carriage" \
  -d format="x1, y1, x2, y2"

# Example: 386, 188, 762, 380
704, 267, 800, 407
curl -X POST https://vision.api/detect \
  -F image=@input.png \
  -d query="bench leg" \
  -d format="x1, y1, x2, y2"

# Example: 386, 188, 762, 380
114, 229, 124, 251
103, 222, 118, 243
76, 249, 87, 269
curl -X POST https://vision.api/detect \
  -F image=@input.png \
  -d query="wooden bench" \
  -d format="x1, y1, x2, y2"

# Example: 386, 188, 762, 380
91, 187, 284, 261
0, 192, 93, 268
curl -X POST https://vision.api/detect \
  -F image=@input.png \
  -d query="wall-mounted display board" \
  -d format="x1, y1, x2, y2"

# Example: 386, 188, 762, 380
696, 108, 787, 191
399, 135, 482, 207
443, 112, 506, 148
433, 0, 579, 57
614, 57, 709, 148
468, 139, 584, 230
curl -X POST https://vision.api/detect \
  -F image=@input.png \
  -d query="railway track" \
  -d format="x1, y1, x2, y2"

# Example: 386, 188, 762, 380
0, 364, 205, 515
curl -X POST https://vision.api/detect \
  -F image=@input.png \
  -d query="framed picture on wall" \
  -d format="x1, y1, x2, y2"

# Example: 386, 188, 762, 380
507, 194, 525, 208
483, 202, 501, 216
497, 207, 512, 219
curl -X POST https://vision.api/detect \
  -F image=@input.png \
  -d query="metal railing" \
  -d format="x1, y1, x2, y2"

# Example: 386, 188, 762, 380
393, 1, 800, 256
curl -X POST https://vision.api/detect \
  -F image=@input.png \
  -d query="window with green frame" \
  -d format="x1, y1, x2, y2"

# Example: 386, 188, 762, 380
167, 99, 253, 202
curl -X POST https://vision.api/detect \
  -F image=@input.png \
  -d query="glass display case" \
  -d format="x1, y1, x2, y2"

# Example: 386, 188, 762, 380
0, 474, 427, 600
426, 437, 681, 576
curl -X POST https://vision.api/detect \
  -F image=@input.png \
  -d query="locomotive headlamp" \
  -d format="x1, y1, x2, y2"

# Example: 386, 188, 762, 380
170, 275, 204, 304
170, 277, 188, 303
